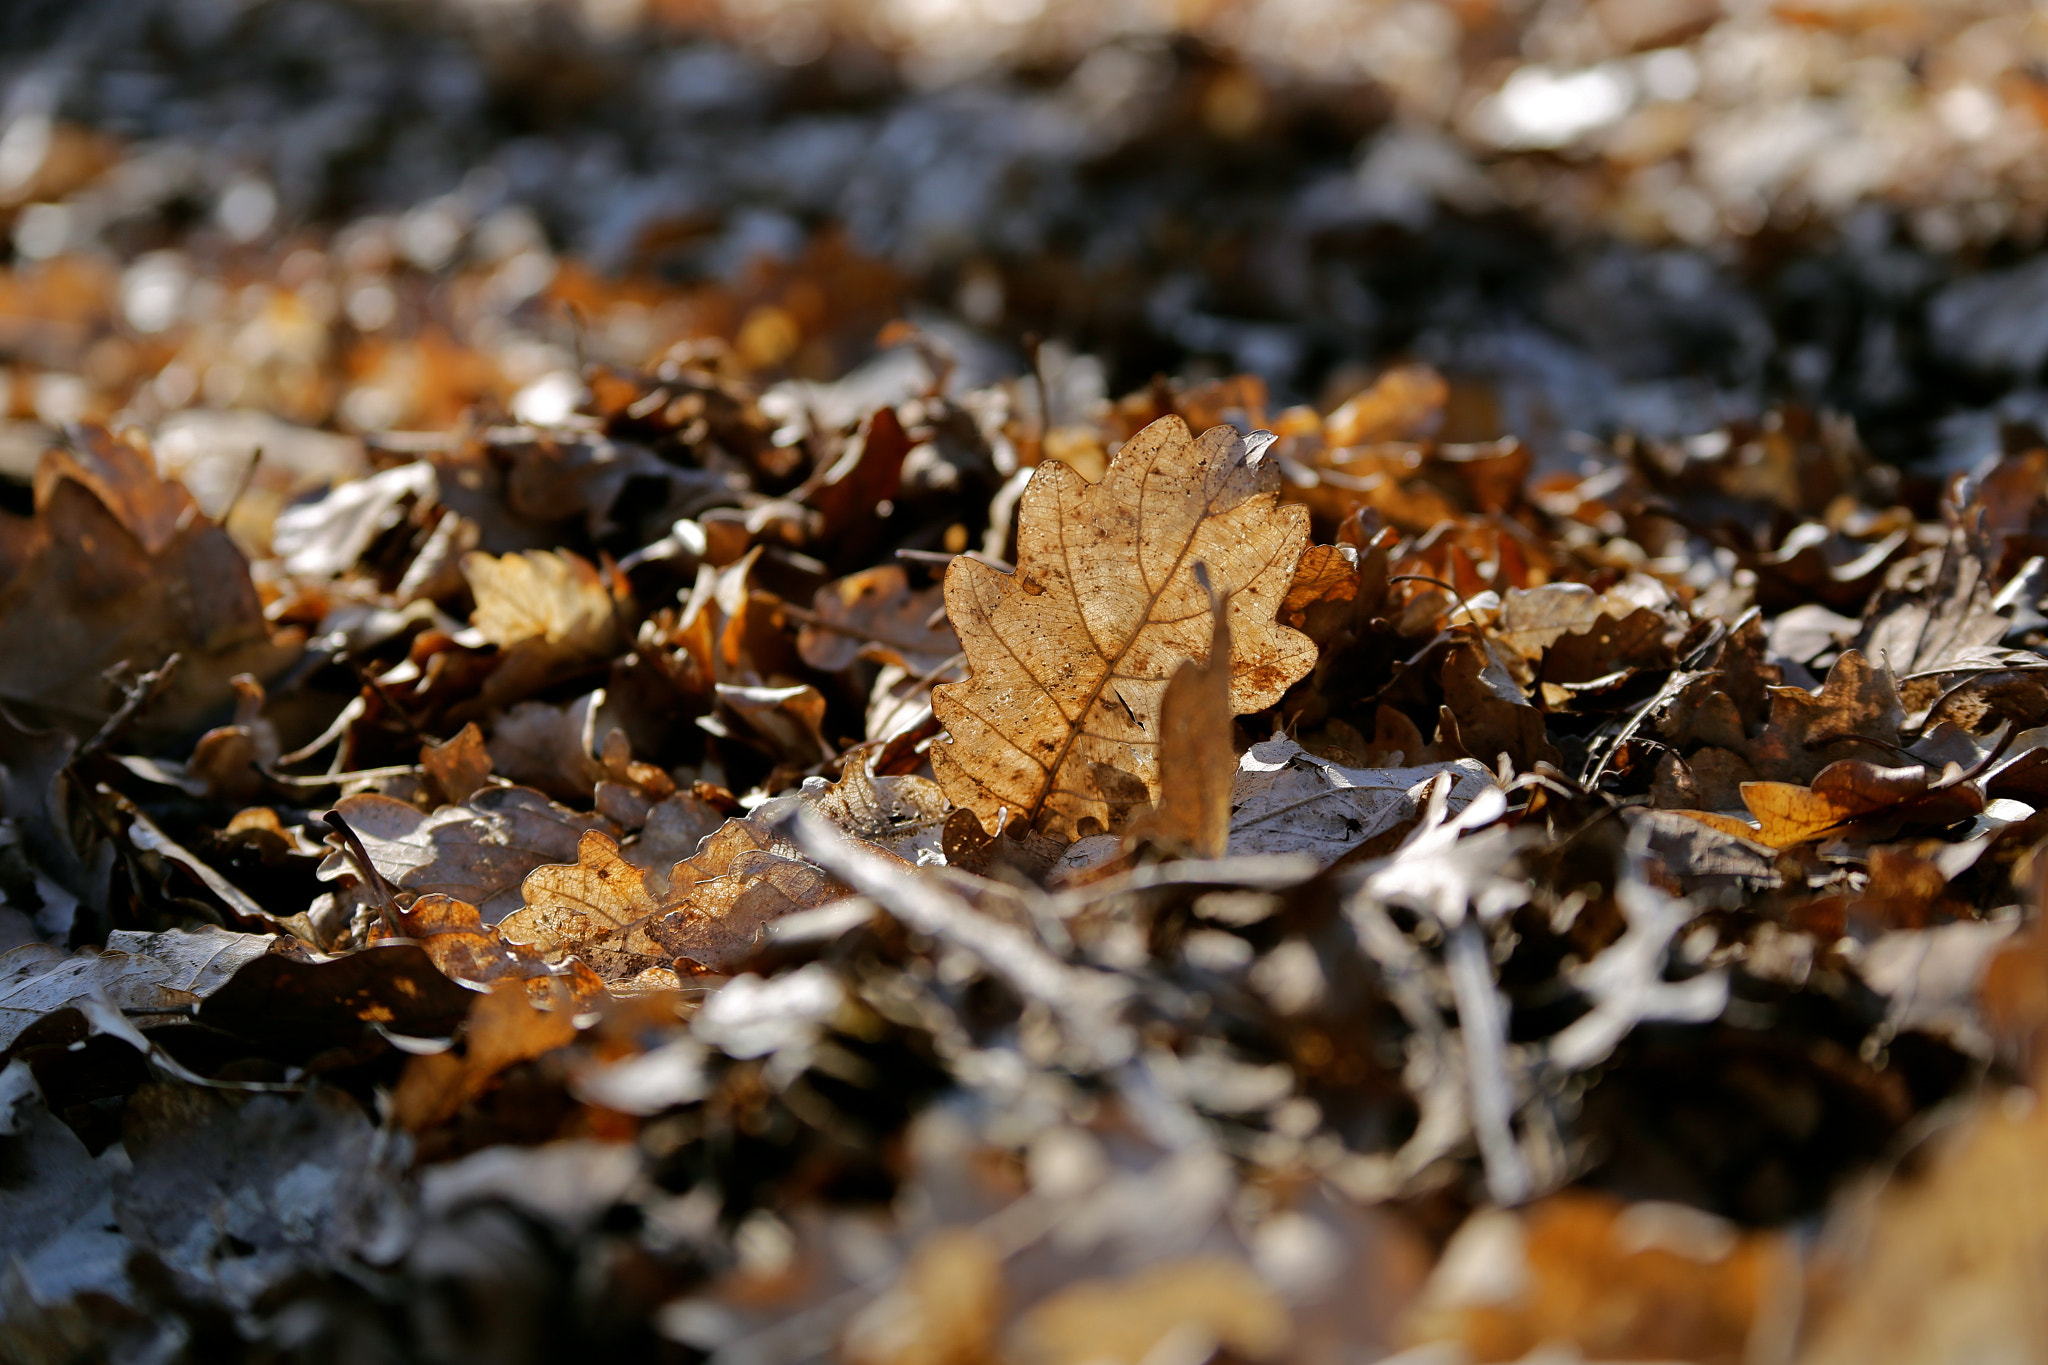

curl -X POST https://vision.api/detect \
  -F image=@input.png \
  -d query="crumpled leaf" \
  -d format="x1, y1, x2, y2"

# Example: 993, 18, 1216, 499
933, 416, 1316, 840
317, 786, 616, 923
1227, 736, 1494, 868
367, 892, 602, 1004
271, 460, 438, 579
1, 926, 273, 1050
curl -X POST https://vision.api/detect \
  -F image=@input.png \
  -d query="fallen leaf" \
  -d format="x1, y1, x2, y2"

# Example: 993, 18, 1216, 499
803, 760, 952, 865
933, 416, 1315, 840
1136, 586, 1236, 858
421, 722, 494, 804
464, 548, 628, 705
368, 892, 602, 1004
391, 980, 580, 1130
498, 821, 840, 979
1227, 736, 1493, 868
1322, 364, 1447, 447
1, 926, 273, 1050
317, 786, 616, 922
0, 428, 297, 738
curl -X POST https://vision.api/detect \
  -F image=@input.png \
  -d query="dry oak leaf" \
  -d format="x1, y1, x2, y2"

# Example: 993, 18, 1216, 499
464, 548, 628, 707
498, 821, 840, 980
932, 416, 1316, 841
1738, 758, 1983, 850
391, 979, 579, 1131
367, 892, 602, 1006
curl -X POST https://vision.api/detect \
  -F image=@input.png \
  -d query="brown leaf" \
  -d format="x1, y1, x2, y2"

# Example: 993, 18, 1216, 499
1322, 364, 1447, 447
0, 429, 297, 738
1738, 758, 1981, 849
932, 416, 1316, 840
367, 892, 601, 1005
797, 565, 958, 674
1134, 588, 1235, 859
390, 980, 579, 1131
1277, 543, 1362, 647
421, 722, 493, 805
1854, 522, 2011, 683
317, 786, 616, 922
498, 821, 841, 979
1744, 649, 1905, 783
798, 405, 909, 548
463, 548, 628, 706
804, 760, 952, 864
1438, 639, 1561, 774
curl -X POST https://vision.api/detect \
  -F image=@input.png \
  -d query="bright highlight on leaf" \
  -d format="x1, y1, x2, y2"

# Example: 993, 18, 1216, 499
932, 415, 1316, 841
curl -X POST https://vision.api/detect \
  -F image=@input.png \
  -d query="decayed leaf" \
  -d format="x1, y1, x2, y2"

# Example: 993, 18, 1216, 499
798, 564, 958, 674
933, 416, 1316, 840
1137, 587, 1236, 858
1854, 523, 2011, 682
498, 820, 840, 979
1227, 737, 1493, 868
1, 926, 273, 1049
317, 786, 616, 922
1742, 649, 1906, 783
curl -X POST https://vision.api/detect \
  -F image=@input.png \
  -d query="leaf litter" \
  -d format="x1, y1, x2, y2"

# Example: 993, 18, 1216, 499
14, 10, 2048, 1365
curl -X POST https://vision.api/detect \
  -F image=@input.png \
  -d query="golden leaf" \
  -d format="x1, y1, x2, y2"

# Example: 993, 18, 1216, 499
464, 548, 621, 653
932, 416, 1316, 841
463, 548, 626, 706
498, 821, 839, 980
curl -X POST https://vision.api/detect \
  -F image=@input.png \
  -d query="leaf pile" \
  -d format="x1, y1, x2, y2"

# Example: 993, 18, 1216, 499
5, 335, 2048, 1365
